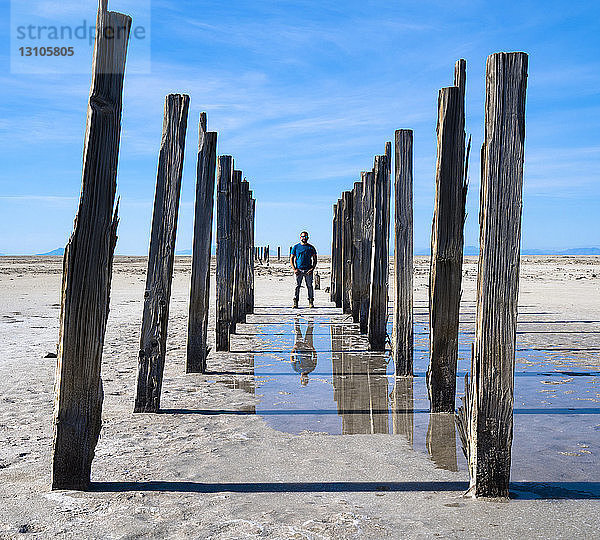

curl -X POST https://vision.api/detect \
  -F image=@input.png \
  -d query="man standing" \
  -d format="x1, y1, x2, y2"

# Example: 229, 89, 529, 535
290, 231, 317, 308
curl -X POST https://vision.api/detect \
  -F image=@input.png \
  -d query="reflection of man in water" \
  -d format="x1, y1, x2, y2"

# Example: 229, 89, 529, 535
291, 318, 318, 386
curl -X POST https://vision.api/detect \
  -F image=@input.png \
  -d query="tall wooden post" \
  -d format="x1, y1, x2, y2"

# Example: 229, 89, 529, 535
134, 94, 190, 413
330, 203, 337, 303
186, 112, 217, 373
216, 155, 234, 351
458, 51, 528, 499
341, 191, 353, 314
248, 196, 255, 313
427, 61, 468, 411
277, 246, 281, 260
368, 155, 391, 351
392, 130, 414, 374
239, 180, 250, 323
359, 170, 375, 333
51, 0, 131, 491
351, 181, 363, 322
230, 170, 242, 333
334, 200, 343, 308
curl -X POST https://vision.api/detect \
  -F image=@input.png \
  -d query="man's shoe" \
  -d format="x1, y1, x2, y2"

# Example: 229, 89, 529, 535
309, 300, 315, 308
293, 299, 299, 308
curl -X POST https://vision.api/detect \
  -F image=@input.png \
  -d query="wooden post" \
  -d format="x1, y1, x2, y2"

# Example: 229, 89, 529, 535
239, 180, 250, 322
457, 51, 528, 499
186, 112, 217, 373
334, 200, 343, 308
230, 170, 242, 333
248, 196, 255, 313
351, 181, 363, 322
216, 156, 234, 351
359, 171, 374, 333
51, 0, 130, 491
368, 155, 391, 351
277, 246, 281, 260
427, 61, 468, 411
314, 271, 320, 290
392, 130, 414, 374
341, 191, 353, 314
330, 203, 337, 303
134, 94, 190, 413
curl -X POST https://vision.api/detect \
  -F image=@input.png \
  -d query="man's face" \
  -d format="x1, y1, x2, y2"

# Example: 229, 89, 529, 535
300, 233, 308, 244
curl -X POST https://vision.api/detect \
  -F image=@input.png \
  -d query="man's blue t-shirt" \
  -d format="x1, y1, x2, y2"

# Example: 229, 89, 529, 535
292, 242, 317, 270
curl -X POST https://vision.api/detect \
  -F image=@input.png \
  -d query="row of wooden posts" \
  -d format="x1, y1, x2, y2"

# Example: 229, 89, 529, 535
330, 53, 528, 499
50, 1, 257, 490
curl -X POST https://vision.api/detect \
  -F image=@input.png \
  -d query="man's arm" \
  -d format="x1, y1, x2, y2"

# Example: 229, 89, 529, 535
308, 248, 317, 273
290, 253, 299, 274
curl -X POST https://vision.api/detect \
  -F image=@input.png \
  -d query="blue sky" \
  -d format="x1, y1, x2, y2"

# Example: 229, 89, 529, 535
0, 0, 598, 255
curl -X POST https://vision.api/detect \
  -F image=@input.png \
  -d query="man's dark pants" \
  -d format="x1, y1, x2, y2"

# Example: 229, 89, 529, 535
294, 270, 314, 301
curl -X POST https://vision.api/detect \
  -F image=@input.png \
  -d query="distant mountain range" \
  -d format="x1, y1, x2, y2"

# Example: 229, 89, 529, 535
1, 246, 598, 257
36, 248, 65, 256
416, 246, 600, 256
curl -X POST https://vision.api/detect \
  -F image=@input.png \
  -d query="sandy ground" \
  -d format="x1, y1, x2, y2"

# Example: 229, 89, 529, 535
1, 255, 600, 538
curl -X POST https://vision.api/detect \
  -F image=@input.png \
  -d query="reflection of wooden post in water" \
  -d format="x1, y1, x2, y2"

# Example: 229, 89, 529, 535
366, 354, 389, 434
224, 354, 256, 414
332, 339, 389, 434
426, 412, 458, 471
135, 93, 190, 413
391, 376, 414, 445
457, 52, 528, 499
331, 324, 343, 411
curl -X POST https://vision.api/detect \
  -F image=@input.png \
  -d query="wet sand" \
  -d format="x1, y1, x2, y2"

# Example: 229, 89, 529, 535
1, 255, 599, 538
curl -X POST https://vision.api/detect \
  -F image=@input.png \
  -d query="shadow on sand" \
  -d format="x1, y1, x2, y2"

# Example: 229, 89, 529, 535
88, 481, 600, 500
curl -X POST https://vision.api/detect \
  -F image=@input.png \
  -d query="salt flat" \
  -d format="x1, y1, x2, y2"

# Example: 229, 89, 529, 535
1, 256, 599, 538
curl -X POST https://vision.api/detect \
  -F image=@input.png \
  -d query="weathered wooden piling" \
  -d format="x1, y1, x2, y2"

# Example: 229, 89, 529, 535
457, 51, 528, 499
341, 191, 353, 314
230, 170, 242, 333
351, 181, 363, 322
51, 0, 131, 491
330, 203, 338, 303
368, 155, 391, 351
238, 180, 250, 324
248, 196, 255, 313
277, 246, 281, 260
334, 200, 343, 308
186, 112, 217, 373
427, 60, 468, 411
216, 155, 234, 351
392, 130, 414, 374
134, 94, 190, 413
359, 170, 375, 333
